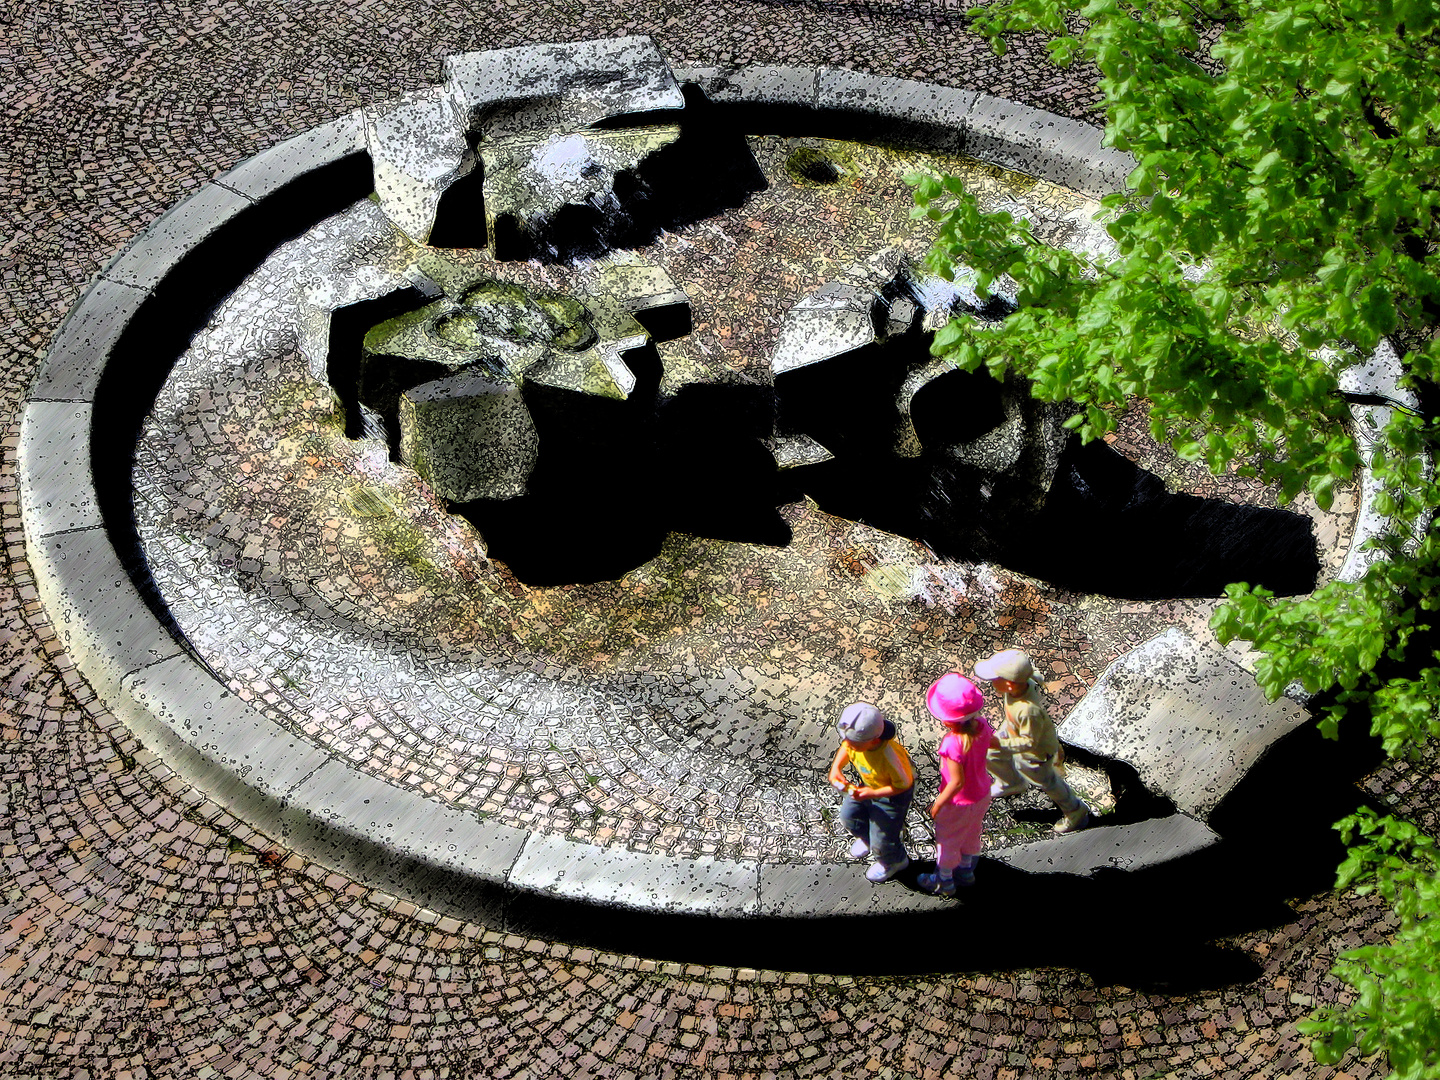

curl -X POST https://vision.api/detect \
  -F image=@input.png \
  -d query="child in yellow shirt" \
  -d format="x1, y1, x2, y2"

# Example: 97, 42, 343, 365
828, 701, 915, 882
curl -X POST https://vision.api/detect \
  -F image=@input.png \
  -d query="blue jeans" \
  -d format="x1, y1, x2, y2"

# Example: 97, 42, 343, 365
840, 788, 913, 865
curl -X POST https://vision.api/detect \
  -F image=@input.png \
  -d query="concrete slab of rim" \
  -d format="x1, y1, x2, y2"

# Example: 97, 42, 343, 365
18, 37, 1408, 938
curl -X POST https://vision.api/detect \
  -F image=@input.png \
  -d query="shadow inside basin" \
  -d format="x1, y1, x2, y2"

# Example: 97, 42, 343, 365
452, 366, 794, 585
489, 84, 770, 263
792, 432, 1320, 602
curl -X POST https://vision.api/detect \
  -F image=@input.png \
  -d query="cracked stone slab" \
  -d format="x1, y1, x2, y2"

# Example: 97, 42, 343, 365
1060, 629, 1309, 820
991, 814, 1219, 876
508, 832, 759, 915
364, 85, 472, 244
446, 36, 685, 137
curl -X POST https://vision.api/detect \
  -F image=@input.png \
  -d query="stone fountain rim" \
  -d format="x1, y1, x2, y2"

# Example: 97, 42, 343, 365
16, 45, 1403, 935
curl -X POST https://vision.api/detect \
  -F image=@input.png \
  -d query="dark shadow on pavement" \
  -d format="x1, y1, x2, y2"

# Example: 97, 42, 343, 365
479, 704, 1388, 996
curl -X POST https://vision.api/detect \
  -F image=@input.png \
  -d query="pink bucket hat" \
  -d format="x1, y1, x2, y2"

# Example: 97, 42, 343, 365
926, 672, 985, 723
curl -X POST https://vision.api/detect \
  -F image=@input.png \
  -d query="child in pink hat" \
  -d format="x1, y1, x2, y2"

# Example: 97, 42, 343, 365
918, 672, 998, 894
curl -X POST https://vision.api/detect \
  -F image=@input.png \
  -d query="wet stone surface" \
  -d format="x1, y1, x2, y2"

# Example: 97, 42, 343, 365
133, 135, 1354, 864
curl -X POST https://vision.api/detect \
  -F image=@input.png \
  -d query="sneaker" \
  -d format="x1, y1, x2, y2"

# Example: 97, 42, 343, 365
849, 838, 870, 859
1053, 807, 1091, 834
916, 871, 956, 896
865, 855, 910, 883
990, 780, 1026, 798
954, 866, 976, 887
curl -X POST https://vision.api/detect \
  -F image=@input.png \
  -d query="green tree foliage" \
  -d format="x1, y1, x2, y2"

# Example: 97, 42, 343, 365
908, 0, 1440, 1074
1298, 810, 1440, 1077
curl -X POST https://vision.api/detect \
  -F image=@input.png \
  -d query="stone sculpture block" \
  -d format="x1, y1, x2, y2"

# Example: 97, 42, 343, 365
771, 246, 916, 376
399, 372, 539, 502
482, 125, 680, 251
1060, 628, 1310, 820
445, 36, 685, 136
364, 86, 472, 244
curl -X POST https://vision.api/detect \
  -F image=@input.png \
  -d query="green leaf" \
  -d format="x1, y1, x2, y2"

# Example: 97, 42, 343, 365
1253, 150, 1283, 177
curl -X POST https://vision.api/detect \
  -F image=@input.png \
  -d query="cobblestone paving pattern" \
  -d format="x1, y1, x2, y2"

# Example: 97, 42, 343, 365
0, 2, 1418, 1077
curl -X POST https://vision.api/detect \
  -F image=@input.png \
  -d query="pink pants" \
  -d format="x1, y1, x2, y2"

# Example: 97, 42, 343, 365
934, 797, 990, 872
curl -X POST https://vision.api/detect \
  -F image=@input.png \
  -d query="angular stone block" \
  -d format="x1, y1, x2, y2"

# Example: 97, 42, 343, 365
523, 335, 644, 399
1060, 629, 1310, 819
771, 284, 881, 376
101, 182, 256, 291
990, 813, 1218, 876
20, 402, 101, 536
30, 276, 146, 403
591, 250, 690, 341
1337, 337, 1416, 405
771, 247, 914, 375
214, 112, 369, 201
482, 125, 679, 244
445, 36, 685, 135
356, 259, 668, 419
364, 85, 472, 244
400, 372, 539, 502
767, 434, 834, 470
508, 832, 759, 916
759, 862, 950, 916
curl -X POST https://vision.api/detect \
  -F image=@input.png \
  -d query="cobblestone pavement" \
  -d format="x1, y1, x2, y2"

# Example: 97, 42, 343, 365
1, 2, 1428, 1077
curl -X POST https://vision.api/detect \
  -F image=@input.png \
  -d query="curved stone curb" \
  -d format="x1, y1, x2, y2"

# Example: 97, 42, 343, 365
673, 62, 1135, 201
19, 41, 1396, 929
